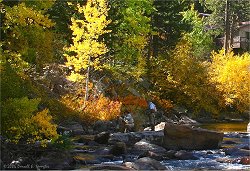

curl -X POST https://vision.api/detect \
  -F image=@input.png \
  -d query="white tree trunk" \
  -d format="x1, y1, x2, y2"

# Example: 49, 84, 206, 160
83, 57, 91, 108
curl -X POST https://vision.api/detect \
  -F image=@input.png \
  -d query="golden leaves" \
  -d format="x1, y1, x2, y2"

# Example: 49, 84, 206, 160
4, 3, 54, 28
209, 50, 250, 111
61, 94, 122, 123
65, 0, 111, 78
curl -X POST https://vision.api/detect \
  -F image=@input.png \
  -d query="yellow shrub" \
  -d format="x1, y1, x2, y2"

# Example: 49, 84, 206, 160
84, 95, 122, 121
1, 97, 58, 145
209, 50, 250, 111
61, 94, 122, 123
31, 109, 58, 145
155, 39, 220, 115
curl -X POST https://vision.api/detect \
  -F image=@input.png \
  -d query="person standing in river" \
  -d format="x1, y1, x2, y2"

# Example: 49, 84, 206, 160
147, 101, 157, 131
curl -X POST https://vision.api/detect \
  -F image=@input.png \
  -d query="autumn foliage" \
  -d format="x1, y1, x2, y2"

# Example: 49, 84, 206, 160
1, 0, 250, 150
84, 95, 122, 121
209, 50, 250, 112
61, 94, 122, 123
151, 95, 174, 110
119, 95, 147, 108
1, 97, 58, 146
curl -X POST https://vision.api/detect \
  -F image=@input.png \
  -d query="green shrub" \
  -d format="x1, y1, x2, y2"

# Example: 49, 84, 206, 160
1, 97, 58, 146
51, 134, 72, 150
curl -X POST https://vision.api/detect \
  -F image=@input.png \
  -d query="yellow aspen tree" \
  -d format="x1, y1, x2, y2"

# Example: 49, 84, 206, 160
64, 0, 111, 106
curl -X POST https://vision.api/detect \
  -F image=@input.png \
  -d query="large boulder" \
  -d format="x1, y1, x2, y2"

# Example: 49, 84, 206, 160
109, 132, 142, 146
163, 123, 223, 150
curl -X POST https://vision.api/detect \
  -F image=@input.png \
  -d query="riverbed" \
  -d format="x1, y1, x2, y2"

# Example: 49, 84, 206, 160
161, 122, 250, 170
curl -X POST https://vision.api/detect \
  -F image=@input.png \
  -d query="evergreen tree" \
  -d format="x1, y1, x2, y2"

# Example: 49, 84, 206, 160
201, 0, 250, 52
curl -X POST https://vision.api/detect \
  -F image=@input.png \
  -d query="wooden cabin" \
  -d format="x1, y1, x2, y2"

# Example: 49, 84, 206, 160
231, 21, 250, 51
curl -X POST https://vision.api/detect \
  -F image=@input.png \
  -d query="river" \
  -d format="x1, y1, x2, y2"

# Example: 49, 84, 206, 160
75, 122, 249, 170
201, 122, 249, 132
161, 122, 250, 170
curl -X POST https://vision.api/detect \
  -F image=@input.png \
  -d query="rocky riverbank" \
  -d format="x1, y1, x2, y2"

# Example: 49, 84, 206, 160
2, 119, 249, 170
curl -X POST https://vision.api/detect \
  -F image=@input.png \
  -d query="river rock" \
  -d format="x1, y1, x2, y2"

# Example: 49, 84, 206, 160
59, 122, 84, 136
109, 131, 164, 146
154, 122, 166, 131
110, 142, 127, 156
133, 139, 167, 154
138, 151, 164, 161
124, 157, 167, 170
164, 150, 177, 159
178, 115, 200, 126
239, 156, 250, 165
247, 122, 250, 132
174, 150, 198, 160
37, 151, 74, 170
90, 165, 133, 170
94, 132, 110, 144
216, 158, 237, 164
163, 123, 224, 150
224, 147, 250, 156
93, 120, 116, 133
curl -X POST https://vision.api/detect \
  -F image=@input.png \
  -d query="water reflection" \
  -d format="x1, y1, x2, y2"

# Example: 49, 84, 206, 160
200, 122, 248, 132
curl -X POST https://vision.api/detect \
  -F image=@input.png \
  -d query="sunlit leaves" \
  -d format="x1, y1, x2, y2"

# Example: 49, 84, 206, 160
154, 39, 220, 115
61, 94, 122, 123
1, 97, 58, 145
4, 3, 54, 28
209, 50, 250, 111
65, 0, 111, 79
3, 2, 55, 67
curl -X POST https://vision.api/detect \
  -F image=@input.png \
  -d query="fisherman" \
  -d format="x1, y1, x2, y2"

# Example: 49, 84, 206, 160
119, 110, 134, 133
147, 101, 157, 131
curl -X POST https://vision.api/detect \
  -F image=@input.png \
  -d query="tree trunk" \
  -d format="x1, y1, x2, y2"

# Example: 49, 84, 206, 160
229, 14, 236, 49
224, 0, 230, 53
83, 57, 91, 108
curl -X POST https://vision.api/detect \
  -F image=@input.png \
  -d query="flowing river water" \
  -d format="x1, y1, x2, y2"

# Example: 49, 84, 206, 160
161, 122, 250, 170
98, 122, 250, 170
75, 122, 249, 170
